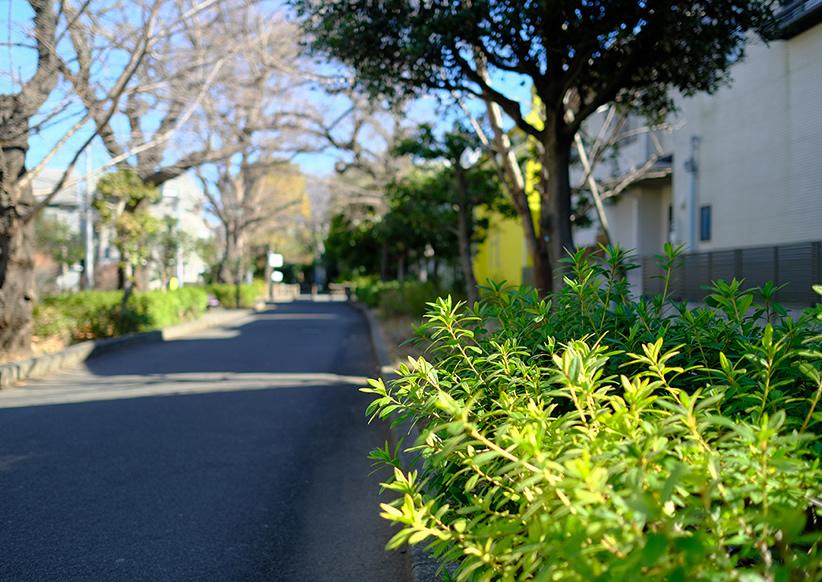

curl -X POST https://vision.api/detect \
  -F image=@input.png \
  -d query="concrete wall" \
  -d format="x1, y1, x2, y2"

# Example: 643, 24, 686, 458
667, 24, 822, 252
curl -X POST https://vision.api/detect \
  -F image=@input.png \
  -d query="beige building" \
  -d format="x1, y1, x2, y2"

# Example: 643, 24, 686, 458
578, 3, 822, 304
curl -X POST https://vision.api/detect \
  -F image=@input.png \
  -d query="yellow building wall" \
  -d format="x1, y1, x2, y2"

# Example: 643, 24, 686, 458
473, 210, 529, 290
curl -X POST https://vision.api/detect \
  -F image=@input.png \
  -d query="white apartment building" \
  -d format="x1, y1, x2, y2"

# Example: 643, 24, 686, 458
577, 2, 822, 304
34, 169, 211, 292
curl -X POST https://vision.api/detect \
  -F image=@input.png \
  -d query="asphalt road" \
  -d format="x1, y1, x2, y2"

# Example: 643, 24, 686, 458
0, 300, 411, 582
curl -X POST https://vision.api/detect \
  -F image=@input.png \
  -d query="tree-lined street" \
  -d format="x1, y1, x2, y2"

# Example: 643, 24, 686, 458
0, 301, 409, 582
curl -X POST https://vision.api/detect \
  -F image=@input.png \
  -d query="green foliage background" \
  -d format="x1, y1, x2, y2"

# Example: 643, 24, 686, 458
206, 281, 264, 309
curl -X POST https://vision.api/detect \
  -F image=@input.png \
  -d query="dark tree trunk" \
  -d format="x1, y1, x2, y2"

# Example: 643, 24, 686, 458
0, 0, 60, 355
379, 241, 389, 282
397, 250, 405, 284
536, 130, 575, 296
0, 148, 37, 356
216, 223, 235, 284
455, 166, 479, 306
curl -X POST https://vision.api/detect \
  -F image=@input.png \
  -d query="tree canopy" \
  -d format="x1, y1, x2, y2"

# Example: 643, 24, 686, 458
293, 0, 782, 293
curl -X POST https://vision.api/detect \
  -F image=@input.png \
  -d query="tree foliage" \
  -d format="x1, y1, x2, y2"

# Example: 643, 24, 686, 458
93, 169, 162, 298
394, 123, 512, 303
293, 0, 783, 294
33, 214, 85, 268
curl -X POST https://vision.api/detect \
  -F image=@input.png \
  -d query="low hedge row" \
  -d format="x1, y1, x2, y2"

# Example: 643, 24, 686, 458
33, 286, 210, 344
366, 244, 822, 582
353, 278, 459, 319
206, 281, 264, 309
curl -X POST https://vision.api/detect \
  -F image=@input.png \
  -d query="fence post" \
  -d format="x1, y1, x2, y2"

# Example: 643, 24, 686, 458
734, 249, 743, 282
774, 245, 780, 288
708, 252, 713, 286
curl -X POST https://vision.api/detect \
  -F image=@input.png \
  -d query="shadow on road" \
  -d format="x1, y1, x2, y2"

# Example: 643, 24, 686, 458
83, 300, 376, 379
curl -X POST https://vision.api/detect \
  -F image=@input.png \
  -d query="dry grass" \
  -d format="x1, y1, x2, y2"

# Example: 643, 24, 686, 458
374, 311, 427, 367
0, 335, 70, 366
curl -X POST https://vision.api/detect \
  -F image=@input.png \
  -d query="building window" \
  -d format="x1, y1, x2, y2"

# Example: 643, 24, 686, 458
700, 205, 712, 241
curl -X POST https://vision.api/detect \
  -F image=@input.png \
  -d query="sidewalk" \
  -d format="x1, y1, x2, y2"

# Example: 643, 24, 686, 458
0, 307, 256, 388
357, 304, 446, 582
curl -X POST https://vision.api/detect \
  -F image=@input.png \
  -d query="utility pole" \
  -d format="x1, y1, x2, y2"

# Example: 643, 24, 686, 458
84, 149, 95, 288
176, 191, 184, 287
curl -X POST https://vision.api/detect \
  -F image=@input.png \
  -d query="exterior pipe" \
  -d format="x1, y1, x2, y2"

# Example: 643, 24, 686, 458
685, 136, 700, 253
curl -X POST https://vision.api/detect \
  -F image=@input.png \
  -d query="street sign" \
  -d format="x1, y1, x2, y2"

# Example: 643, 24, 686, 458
268, 252, 284, 268
271, 271, 284, 283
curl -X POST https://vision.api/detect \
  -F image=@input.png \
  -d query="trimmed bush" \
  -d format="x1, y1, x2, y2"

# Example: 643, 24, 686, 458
33, 286, 211, 344
352, 278, 400, 308
206, 282, 261, 308
34, 290, 126, 341
353, 279, 457, 319
126, 286, 209, 330
379, 282, 440, 319
365, 244, 822, 582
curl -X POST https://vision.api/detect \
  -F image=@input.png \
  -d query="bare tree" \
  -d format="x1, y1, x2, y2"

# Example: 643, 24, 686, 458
62, 0, 274, 190
0, 0, 166, 355
1, 0, 295, 355
64, 1, 314, 291
570, 105, 680, 246
299, 93, 414, 209
198, 157, 305, 285
295, 93, 427, 282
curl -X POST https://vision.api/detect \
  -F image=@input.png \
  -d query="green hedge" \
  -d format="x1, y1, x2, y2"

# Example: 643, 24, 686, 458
126, 286, 209, 330
365, 244, 822, 582
353, 278, 456, 319
34, 286, 210, 343
205, 281, 262, 309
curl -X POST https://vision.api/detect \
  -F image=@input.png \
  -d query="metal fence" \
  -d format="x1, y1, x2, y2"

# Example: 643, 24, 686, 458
642, 241, 822, 307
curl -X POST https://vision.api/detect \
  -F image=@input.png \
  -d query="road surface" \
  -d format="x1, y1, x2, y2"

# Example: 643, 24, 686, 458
0, 300, 410, 582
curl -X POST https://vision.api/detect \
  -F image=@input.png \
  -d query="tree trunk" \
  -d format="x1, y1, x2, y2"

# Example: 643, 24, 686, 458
120, 263, 135, 312
216, 223, 236, 284
379, 241, 389, 282
397, 251, 405, 284
537, 131, 575, 294
0, 0, 60, 355
455, 167, 479, 306
484, 102, 555, 297
0, 149, 37, 356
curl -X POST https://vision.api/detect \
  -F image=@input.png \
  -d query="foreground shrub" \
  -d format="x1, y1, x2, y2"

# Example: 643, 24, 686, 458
365, 245, 822, 582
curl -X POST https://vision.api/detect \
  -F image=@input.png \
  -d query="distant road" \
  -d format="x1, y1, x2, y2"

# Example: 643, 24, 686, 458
0, 301, 410, 582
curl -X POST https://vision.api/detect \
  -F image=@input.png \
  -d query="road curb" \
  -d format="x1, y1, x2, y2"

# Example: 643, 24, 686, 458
356, 302, 445, 582
0, 307, 256, 389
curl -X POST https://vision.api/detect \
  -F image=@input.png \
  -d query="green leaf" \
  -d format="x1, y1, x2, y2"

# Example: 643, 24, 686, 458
643, 533, 667, 564
661, 463, 686, 503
